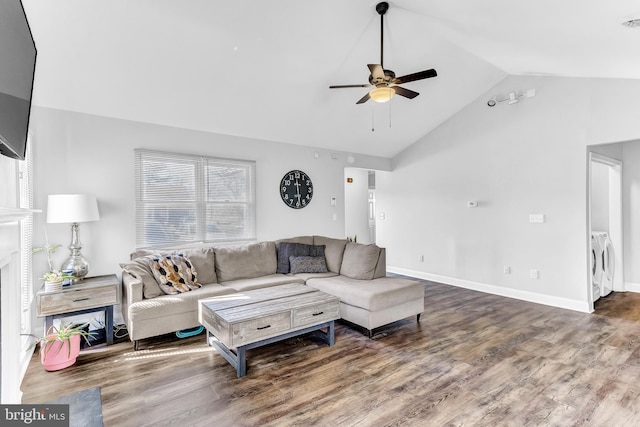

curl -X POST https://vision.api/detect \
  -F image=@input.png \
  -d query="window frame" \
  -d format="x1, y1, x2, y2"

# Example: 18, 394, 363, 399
134, 149, 256, 249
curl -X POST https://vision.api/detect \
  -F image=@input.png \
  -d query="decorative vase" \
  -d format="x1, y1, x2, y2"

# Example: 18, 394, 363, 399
40, 334, 81, 371
44, 279, 63, 292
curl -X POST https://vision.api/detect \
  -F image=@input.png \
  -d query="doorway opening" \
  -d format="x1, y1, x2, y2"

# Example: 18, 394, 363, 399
344, 169, 376, 244
588, 152, 623, 310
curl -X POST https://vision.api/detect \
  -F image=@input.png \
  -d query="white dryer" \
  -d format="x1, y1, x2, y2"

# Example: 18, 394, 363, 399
591, 233, 603, 302
593, 231, 614, 297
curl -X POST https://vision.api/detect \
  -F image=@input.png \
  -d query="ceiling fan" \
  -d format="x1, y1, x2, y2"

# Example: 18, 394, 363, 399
329, 2, 437, 104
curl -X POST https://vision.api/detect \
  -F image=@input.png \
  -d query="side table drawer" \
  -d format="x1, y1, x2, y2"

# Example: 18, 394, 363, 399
232, 312, 291, 347
293, 300, 340, 328
38, 286, 118, 316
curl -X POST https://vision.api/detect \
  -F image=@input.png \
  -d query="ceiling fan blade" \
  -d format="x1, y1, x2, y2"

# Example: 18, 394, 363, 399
329, 84, 371, 89
393, 69, 437, 84
356, 93, 371, 104
392, 86, 419, 99
367, 64, 384, 80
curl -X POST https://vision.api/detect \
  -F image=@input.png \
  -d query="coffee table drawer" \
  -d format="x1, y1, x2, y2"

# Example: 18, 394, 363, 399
200, 306, 230, 345
232, 312, 291, 347
293, 300, 340, 328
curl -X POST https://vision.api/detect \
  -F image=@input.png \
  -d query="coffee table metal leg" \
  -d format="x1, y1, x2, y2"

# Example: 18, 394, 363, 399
205, 321, 336, 378
309, 320, 335, 346
328, 320, 335, 346
236, 346, 247, 378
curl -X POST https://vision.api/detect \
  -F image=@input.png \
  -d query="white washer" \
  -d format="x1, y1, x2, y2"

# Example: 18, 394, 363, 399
591, 233, 603, 302
593, 231, 614, 297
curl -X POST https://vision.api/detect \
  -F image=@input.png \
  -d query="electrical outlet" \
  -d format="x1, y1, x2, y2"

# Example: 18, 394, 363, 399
530, 269, 539, 279
503, 266, 511, 274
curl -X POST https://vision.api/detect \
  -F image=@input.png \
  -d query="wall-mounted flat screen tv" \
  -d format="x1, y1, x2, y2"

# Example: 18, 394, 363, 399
0, 0, 36, 161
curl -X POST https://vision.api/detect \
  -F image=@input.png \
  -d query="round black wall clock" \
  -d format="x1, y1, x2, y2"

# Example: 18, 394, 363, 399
280, 170, 313, 209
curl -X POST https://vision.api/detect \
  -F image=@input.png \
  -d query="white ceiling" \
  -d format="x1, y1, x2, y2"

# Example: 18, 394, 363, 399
22, 0, 640, 158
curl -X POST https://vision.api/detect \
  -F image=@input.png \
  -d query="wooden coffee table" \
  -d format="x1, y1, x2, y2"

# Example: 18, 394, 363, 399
198, 283, 340, 377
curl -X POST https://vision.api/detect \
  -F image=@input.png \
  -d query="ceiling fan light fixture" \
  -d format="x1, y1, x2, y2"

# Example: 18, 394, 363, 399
622, 18, 640, 28
369, 86, 395, 103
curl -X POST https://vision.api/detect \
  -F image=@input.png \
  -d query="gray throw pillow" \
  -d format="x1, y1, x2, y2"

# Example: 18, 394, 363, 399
277, 242, 324, 273
289, 256, 328, 274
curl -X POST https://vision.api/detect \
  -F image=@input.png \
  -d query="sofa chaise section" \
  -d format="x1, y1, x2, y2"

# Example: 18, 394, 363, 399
306, 276, 424, 337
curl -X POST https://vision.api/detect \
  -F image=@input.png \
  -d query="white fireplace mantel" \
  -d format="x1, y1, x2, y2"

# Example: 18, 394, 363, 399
0, 207, 40, 223
0, 206, 39, 403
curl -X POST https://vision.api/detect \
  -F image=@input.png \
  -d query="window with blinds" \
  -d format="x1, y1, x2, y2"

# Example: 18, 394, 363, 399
135, 149, 256, 248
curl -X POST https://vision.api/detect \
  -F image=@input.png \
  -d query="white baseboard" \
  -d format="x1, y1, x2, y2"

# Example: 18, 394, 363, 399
388, 266, 591, 313
625, 282, 640, 293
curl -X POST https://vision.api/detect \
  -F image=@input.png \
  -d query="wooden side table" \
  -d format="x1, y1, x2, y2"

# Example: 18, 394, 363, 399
36, 274, 120, 345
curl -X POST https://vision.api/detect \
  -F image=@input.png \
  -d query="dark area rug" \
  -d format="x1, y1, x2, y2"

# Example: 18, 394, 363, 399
45, 386, 103, 427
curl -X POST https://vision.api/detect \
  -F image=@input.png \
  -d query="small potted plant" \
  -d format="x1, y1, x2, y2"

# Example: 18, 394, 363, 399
31, 322, 96, 371
41, 270, 74, 292
33, 227, 74, 291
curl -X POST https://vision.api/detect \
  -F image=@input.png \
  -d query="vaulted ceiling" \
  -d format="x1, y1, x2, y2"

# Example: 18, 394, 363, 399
22, 0, 640, 158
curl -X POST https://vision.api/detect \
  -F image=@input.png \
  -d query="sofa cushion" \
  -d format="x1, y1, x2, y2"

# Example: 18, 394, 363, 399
276, 243, 326, 273
149, 254, 202, 294
306, 276, 424, 312
340, 242, 381, 280
180, 248, 216, 284
313, 236, 347, 273
219, 274, 304, 292
128, 284, 236, 321
289, 256, 328, 274
120, 255, 164, 299
292, 271, 339, 281
214, 241, 277, 282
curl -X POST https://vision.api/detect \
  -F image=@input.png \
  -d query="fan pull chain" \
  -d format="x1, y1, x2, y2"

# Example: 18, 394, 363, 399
389, 102, 392, 128
371, 110, 375, 132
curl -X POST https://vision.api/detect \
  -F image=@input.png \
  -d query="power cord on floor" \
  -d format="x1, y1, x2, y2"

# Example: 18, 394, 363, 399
114, 324, 128, 339
91, 317, 129, 339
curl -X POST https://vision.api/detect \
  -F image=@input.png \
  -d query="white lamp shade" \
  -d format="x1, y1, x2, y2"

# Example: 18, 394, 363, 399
47, 194, 100, 223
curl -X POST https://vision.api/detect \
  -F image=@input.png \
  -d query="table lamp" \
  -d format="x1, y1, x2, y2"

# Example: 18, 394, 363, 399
46, 194, 100, 280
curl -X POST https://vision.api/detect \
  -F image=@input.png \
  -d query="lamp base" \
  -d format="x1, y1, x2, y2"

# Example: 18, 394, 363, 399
62, 222, 90, 280
61, 255, 90, 280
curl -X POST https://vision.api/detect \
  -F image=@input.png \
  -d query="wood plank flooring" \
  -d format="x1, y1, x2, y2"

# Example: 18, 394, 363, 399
20, 279, 640, 426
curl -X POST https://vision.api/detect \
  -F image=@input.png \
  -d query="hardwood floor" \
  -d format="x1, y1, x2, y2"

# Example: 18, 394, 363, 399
21, 280, 640, 426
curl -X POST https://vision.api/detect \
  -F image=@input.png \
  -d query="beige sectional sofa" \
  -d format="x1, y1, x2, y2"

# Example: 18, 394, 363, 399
120, 236, 424, 350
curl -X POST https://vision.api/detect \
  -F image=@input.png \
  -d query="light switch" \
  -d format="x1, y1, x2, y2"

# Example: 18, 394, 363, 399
529, 214, 545, 223
330, 196, 336, 207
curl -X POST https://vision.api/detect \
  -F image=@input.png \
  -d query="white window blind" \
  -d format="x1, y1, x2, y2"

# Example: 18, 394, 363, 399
135, 149, 256, 248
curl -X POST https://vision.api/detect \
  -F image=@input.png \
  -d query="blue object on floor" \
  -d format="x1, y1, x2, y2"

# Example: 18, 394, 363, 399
176, 325, 204, 338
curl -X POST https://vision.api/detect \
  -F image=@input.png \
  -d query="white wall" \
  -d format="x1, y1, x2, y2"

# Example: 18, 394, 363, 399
622, 141, 640, 288
377, 75, 640, 312
28, 107, 391, 324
